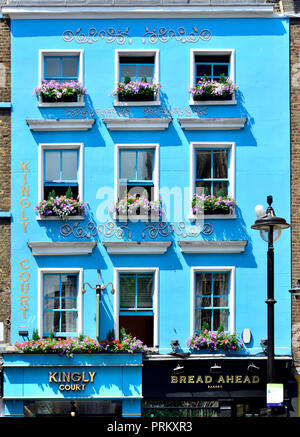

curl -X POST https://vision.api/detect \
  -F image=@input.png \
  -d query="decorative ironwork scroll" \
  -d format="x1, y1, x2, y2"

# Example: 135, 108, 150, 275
142, 27, 212, 44
60, 220, 213, 240
62, 27, 132, 45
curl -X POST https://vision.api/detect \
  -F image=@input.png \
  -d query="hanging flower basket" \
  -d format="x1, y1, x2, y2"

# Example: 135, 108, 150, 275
112, 193, 163, 219
189, 75, 238, 101
192, 193, 237, 215
35, 194, 87, 218
34, 80, 87, 103
187, 329, 244, 353
112, 79, 161, 102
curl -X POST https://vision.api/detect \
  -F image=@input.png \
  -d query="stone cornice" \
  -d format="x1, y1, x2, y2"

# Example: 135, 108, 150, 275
27, 241, 97, 256
102, 240, 172, 254
178, 117, 247, 130
178, 240, 248, 253
26, 118, 95, 131
102, 117, 172, 131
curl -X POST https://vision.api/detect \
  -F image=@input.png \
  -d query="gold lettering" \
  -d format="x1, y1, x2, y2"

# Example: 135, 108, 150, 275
243, 375, 251, 384
21, 209, 28, 220
235, 376, 242, 383
19, 270, 30, 281
217, 376, 226, 384
23, 173, 26, 184
21, 283, 29, 293
179, 376, 186, 384
20, 259, 29, 269
22, 221, 29, 232
49, 372, 58, 383
89, 371, 96, 383
20, 197, 30, 208
188, 376, 195, 384
20, 295, 29, 307
205, 376, 212, 384
196, 376, 204, 384
82, 372, 89, 383
59, 384, 64, 391
71, 372, 81, 383
21, 307, 28, 318
21, 161, 29, 173
21, 185, 29, 196
252, 376, 260, 383
226, 375, 234, 383
171, 376, 178, 384
62, 372, 70, 383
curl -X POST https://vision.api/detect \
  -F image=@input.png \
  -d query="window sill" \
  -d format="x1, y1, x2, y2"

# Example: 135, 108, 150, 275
189, 213, 237, 221
116, 215, 161, 223
113, 100, 161, 107
189, 99, 237, 106
38, 99, 85, 108
36, 215, 85, 221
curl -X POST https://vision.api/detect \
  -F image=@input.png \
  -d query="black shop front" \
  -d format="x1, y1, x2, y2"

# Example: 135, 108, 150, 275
142, 356, 297, 417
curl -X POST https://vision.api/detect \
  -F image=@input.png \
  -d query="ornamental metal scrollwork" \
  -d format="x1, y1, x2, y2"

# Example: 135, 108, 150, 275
97, 222, 132, 240
141, 222, 213, 239
142, 26, 212, 44
62, 27, 132, 45
60, 221, 132, 239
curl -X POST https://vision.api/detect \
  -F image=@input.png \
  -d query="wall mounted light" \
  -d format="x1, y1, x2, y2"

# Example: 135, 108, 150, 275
289, 279, 300, 300
247, 363, 260, 374
82, 269, 115, 340
173, 363, 185, 375
18, 330, 29, 337
210, 363, 222, 374
70, 401, 78, 417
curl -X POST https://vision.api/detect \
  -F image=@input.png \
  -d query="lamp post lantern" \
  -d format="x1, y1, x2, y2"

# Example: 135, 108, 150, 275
251, 195, 290, 415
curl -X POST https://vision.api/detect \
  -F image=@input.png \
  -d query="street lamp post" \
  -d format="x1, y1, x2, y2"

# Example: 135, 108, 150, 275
251, 195, 290, 415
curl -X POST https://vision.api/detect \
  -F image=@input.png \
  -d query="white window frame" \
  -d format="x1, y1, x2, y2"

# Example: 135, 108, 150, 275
190, 266, 235, 337
189, 141, 236, 220
190, 49, 236, 105
113, 267, 159, 348
37, 142, 84, 221
37, 267, 83, 338
38, 49, 84, 107
114, 143, 160, 222
114, 49, 160, 106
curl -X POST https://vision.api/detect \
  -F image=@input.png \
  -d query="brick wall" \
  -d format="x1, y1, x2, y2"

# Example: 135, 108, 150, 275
290, 19, 300, 367
0, 18, 11, 344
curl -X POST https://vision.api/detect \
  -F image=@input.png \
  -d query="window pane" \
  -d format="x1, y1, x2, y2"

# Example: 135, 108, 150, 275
213, 296, 228, 307
44, 275, 60, 298
196, 181, 211, 196
120, 275, 136, 308
137, 275, 153, 308
213, 309, 228, 331
213, 273, 228, 296
195, 309, 211, 332
44, 298, 60, 310
61, 311, 77, 332
61, 275, 77, 297
45, 151, 60, 181
212, 181, 228, 196
213, 64, 229, 78
62, 299, 77, 310
137, 65, 153, 81
196, 150, 211, 179
62, 57, 78, 78
44, 311, 60, 333
120, 64, 136, 81
120, 151, 136, 180
45, 57, 61, 78
196, 296, 211, 307
213, 150, 228, 179
196, 64, 211, 79
196, 273, 212, 296
61, 151, 77, 181
137, 151, 153, 181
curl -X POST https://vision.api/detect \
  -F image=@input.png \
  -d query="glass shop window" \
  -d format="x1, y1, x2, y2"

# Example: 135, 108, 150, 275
195, 148, 229, 197
195, 271, 230, 332
119, 149, 154, 202
119, 272, 154, 347
43, 273, 78, 337
43, 149, 79, 200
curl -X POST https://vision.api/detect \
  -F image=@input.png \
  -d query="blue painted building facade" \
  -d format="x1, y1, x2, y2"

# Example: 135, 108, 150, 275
1, 1, 296, 417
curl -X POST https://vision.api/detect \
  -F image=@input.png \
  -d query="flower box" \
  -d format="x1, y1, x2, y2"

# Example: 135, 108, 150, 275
118, 93, 155, 102
112, 79, 161, 103
192, 193, 237, 216
35, 194, 87, 219
112, 193, 163, 221
189, 75, 238, 102
187, 329, 244, 353
34, 80, 86, 104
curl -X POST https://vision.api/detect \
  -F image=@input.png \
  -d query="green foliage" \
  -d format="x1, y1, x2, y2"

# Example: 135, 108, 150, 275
32, 329, 40, 341
106, 329, 115, 342
48, 189, 56, 200
141, 76, 148, 83
124, 72, 131, 84
65, 186, 73, 199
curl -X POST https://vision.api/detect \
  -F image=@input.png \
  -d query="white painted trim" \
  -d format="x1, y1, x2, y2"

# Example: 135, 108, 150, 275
178, 240, 247, 254
1, 6, 276, 20
38, 142, 84, 206
28, 241, 97, 256
114, 143, 160, 212
178, 117, 246, 131
37, 267, 83, 338
26, 119, 95, 131
114, 48, 160, 105
190, 266, 235, 336
189, 141, 236, 218
114, 267, 159, 347
103, 241, 171, 255
102, 117, 171, 131
189, 48, 236, 106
